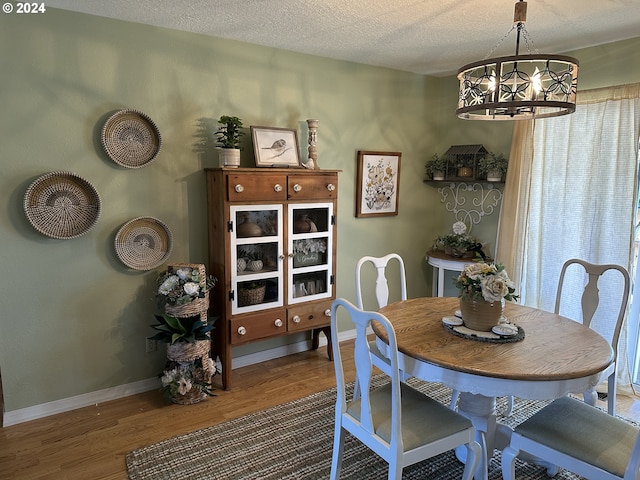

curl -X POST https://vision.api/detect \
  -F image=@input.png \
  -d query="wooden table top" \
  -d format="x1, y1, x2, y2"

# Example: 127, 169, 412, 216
375, 297, 614, 382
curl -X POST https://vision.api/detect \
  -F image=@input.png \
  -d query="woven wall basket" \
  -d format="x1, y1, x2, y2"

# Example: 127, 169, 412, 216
101, 109, 162, 168
114, 216, 173, 270
23, 171, 101, 239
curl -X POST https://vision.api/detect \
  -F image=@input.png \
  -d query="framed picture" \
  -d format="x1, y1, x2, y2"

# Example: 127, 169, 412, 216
355, 150, 402, 218
251, 126, 301, 167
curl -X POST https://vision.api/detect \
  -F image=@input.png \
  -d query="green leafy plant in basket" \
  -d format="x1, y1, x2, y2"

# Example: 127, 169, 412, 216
148, 314, 214, 344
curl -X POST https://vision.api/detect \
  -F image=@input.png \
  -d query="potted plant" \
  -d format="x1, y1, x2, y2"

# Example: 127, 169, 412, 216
148, 314, 217, 404
215, 115, 245, 168
432, 221, 483, 259
425, 154, 449, 181
479, 152, 508, 182
292, 238, 327, 267
454, 262, 519, 331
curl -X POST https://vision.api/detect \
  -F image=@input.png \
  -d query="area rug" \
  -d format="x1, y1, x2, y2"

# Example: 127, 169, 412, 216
126, 377, 613, 479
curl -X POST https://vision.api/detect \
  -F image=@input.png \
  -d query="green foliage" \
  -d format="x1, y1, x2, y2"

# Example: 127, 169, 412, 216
425, 154, 449, 176
479, 152, 509, 175
215, 115, 245, 149
148, 314, 214, 344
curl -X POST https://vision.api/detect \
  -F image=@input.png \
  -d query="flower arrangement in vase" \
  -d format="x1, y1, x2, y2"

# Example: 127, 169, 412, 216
454, 262, 519, 331
156, 264, 216, 318
433, 221, 484, 259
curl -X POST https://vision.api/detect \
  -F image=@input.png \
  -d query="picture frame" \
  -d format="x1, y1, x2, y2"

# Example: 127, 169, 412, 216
251, 126, 301, 167
355, 150, 402, 218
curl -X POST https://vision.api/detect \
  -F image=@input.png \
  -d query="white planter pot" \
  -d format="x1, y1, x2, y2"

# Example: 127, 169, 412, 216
219, 148, 240, 168
432, 171, 445, 181
486, 171, 502, 182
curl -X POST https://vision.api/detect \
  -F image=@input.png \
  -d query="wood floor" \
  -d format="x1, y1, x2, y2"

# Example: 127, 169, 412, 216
1, 341, 639, 479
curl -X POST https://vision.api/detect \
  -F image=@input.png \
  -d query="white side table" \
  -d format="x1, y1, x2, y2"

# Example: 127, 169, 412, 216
426, 250, 473, 297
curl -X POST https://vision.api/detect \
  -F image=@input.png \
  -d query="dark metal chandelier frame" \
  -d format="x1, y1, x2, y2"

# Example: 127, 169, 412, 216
456, 1, 579, 120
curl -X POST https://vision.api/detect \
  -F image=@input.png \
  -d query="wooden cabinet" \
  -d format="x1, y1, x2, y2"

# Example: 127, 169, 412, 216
205, 168, 339, 389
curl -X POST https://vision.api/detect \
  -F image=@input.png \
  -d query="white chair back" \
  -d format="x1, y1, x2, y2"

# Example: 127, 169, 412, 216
355, 254, 407, 309
554, 258, 630, 415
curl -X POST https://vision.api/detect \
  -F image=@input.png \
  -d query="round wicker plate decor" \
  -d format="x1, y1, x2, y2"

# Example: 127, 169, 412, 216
115, 216, 173, 270
23, 171, 101, 239
101, 109, 162, 168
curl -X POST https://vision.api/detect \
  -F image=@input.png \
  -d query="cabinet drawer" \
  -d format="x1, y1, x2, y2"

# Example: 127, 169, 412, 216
288, 301, 332, 332
230, 308, 287, 345
227, 174, 288, 202
288, 174, 338, 200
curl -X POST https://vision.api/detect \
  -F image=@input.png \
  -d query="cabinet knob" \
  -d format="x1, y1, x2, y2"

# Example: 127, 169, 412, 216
274, 318, 283, 328
292, 315, 301, 324
274, 184, 283, 192
324, 309, 331, 317
287, 253, 294, 258
327, 183, 335, 192
234, 184, 244, 193
237, 326, 247, 335
293, 184, 302, 192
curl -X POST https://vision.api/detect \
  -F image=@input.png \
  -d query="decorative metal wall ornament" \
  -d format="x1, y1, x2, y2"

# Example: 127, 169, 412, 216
438, 183, 503, 232
456, 0, 578, 121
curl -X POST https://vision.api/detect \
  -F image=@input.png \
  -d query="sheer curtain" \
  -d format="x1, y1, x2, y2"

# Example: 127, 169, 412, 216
496, 83, 640, 394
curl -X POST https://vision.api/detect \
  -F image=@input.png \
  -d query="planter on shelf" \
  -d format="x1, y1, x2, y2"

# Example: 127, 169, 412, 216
215, 115, 244, 168
247, 259, 263, 272
432, 171, 445, 181
486, 171, 502, 182
459, 298, 503, 331
218, 148, 240, 168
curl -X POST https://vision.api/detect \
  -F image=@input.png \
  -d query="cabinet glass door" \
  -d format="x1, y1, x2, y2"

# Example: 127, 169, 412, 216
288, 203, 333, 304
230, 205, 283, 314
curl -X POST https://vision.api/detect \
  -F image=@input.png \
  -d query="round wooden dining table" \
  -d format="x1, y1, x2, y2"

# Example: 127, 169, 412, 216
373, 296, 614, 480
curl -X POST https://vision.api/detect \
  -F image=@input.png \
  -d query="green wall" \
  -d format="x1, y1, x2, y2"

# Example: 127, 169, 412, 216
0, 8, 637, 414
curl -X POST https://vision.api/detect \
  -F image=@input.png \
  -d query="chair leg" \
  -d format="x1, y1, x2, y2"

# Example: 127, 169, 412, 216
500, 444, 519, 480
461, 440, 481, 480
388, 458, 403, 480
583, 387, 598, 408
450, 389, 460, 410
502, 395, 514, 417
329, 425, 346, 480
608, 372, 617, 416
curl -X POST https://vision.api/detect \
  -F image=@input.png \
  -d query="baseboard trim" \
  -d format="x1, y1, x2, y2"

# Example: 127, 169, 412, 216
3, 328, 356, 427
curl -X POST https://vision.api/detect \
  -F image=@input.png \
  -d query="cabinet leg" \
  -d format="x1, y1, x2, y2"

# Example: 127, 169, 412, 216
312, 326, 333, 361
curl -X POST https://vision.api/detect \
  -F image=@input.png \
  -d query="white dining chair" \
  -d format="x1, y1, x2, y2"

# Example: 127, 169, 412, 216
554, 258, 630, 416
329, 298, 481, 480
502, 395, 640, 480
355, 253, 461, 409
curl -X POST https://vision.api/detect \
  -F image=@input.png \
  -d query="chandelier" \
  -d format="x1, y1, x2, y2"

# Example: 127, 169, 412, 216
456, 0, 579, 120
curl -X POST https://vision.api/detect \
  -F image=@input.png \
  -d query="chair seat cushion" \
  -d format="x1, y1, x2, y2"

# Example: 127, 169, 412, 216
347, 382, 472, 452
514, 396, 638, 477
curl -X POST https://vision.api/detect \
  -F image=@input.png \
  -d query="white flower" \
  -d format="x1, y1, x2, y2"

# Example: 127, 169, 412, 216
481, 275, 510, 302
176, 268, 191, 280
158, 275, 180, 295
160, 368, 177, 386
177, 377, 192, 395
452, 221, 467, 235
183, 282, 200, 296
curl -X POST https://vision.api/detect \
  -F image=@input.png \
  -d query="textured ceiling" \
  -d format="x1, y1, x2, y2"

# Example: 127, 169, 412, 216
47, 0, 640, 76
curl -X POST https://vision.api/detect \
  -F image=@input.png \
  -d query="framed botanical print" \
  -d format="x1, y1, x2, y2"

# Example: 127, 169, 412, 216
355, 150, 402, 217
251, 126, 301, 167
